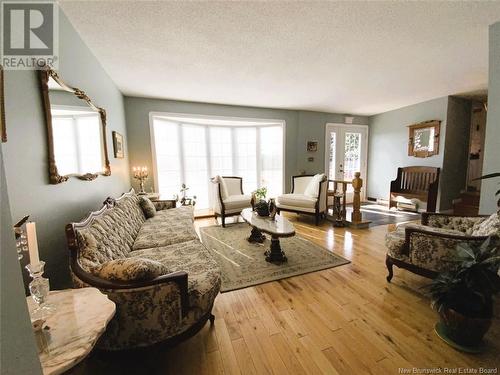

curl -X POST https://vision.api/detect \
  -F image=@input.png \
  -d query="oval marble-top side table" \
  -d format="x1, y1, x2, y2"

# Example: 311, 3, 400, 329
26, 287, 115, 375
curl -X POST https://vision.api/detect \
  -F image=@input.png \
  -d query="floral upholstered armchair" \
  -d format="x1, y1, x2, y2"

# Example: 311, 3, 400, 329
385, 211, 500, 281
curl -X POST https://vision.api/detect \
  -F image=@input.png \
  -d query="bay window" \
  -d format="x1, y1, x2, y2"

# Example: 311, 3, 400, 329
151, 114, 284, 210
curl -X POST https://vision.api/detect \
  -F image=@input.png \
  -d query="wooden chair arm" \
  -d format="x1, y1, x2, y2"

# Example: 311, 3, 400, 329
404, 226, 488, 243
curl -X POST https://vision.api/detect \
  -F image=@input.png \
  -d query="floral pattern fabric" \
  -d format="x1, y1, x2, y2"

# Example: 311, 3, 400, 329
385, 228, 408, 261
471, 211, 500, 237
96, 258, 169, 281
132, 207, 198, 250
385, 214, 494, 273
76, 194, 146, 273
128, 240, 221, 314
424, 214, 486, 234
138, 196, 156, 218
71, 194, 221, 350
153, 200, 176, 211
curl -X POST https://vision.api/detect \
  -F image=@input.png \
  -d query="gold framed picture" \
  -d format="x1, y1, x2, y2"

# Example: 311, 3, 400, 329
112, 131, 124, 158
306, 140, 318, 152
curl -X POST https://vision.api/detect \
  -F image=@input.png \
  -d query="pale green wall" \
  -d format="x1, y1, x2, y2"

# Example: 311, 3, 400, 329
367, 97, 449, 204
480, 21, 500, 214
0, 146, 42, 375
2, 10, 131, 288
367, 96, 472, 211
124, 97, 368, 193
296, 111, 368, 175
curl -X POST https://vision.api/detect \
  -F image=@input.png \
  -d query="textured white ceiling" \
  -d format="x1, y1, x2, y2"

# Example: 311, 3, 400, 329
59, 1, 500, 115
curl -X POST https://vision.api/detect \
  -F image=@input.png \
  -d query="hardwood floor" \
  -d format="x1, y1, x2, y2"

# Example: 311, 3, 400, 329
74, 214, 499, 375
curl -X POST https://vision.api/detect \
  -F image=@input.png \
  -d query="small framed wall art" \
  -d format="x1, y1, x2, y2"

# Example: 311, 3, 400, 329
112, 131, 124, 158
306, 140, 318, 152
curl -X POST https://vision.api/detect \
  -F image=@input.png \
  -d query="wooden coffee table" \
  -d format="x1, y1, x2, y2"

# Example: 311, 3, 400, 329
240, 208, 296, 264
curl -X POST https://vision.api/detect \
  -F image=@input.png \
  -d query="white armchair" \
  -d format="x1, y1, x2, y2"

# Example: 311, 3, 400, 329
211, 176, 252, 227
276, 174, 327, 225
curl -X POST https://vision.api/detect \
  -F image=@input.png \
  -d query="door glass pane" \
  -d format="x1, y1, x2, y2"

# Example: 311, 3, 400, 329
260, 126, 283, 198
344, 132, 361, 181
153, 119, 181, 198
182, 125, 209, 209
235, 128, 257, 194
328, 131, 336, 180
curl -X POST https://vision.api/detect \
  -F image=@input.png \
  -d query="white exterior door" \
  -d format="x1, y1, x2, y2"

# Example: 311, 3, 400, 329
325, 124, 368, 202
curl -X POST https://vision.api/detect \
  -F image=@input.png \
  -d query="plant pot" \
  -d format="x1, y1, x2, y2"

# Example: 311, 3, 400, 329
256, 206, 270, 217
438, 306, 492, 346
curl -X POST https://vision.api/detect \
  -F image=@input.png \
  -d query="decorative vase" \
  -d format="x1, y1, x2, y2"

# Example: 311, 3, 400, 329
25, 261, 56, 320
255, 201, 270, 216
438, 306, 492, 346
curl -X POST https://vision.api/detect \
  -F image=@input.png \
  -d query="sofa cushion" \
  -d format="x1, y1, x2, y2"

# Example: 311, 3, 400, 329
139, 196, 156, 218
471, 211, 500, 237
132, 206, 198, 250
128, 240, 221, 312
223, 194, 252, 210
214, 175, 229, 200
277, 193, 316, 208
95, 258, 169, 281
304, 173, 325, 198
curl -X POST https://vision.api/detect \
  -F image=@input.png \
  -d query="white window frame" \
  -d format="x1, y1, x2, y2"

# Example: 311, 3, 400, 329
149, 111, 287, 200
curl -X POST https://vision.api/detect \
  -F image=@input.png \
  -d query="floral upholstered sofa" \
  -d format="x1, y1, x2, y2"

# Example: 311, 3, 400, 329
385, 211, 500, 281
66, 189, 221, 350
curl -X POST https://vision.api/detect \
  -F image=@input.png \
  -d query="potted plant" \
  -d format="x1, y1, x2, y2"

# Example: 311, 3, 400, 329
428, 238, 500, 349
254, 200, 270, 217
252, 187, 270, 216
254, 187, 267, 202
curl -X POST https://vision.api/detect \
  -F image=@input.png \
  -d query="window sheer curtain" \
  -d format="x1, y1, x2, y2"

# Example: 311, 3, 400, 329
152, 117, 284, 210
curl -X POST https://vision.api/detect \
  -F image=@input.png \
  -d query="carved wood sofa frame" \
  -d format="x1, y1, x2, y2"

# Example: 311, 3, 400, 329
385, 212, 489, 282
276, 174, 326, 226
65, 190, 214, 349
389, 166, 440, 213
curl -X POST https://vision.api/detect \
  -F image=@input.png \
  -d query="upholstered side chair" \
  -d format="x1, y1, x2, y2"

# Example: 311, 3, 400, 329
276, 174, 327, 225
385, 211, 499, 282
211, 176, 252, 227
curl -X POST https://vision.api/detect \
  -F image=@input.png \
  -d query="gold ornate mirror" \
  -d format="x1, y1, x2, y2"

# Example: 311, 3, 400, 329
39, 67, 111, 183
408, 120, 440, 158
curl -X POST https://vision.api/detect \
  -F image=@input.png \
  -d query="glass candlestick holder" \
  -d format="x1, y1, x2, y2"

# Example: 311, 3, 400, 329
25, 261, 56, 320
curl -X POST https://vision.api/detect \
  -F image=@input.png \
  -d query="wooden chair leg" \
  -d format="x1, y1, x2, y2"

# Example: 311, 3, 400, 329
221, 214, 226, 228
315, 212, 320, 226
386, 256, 394, 282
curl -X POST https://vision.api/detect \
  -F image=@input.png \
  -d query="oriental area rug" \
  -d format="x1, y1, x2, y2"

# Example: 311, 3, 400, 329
199, 223, 350, 292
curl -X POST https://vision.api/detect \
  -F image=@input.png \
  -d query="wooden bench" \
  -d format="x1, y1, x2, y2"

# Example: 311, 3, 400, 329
389, 166, 440, 212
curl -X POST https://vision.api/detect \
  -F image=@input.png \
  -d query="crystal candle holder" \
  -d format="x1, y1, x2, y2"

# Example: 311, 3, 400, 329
25, 261, 56, 320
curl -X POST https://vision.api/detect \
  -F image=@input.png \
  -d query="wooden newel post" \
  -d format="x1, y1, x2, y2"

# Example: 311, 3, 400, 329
351, 172, 362, 223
